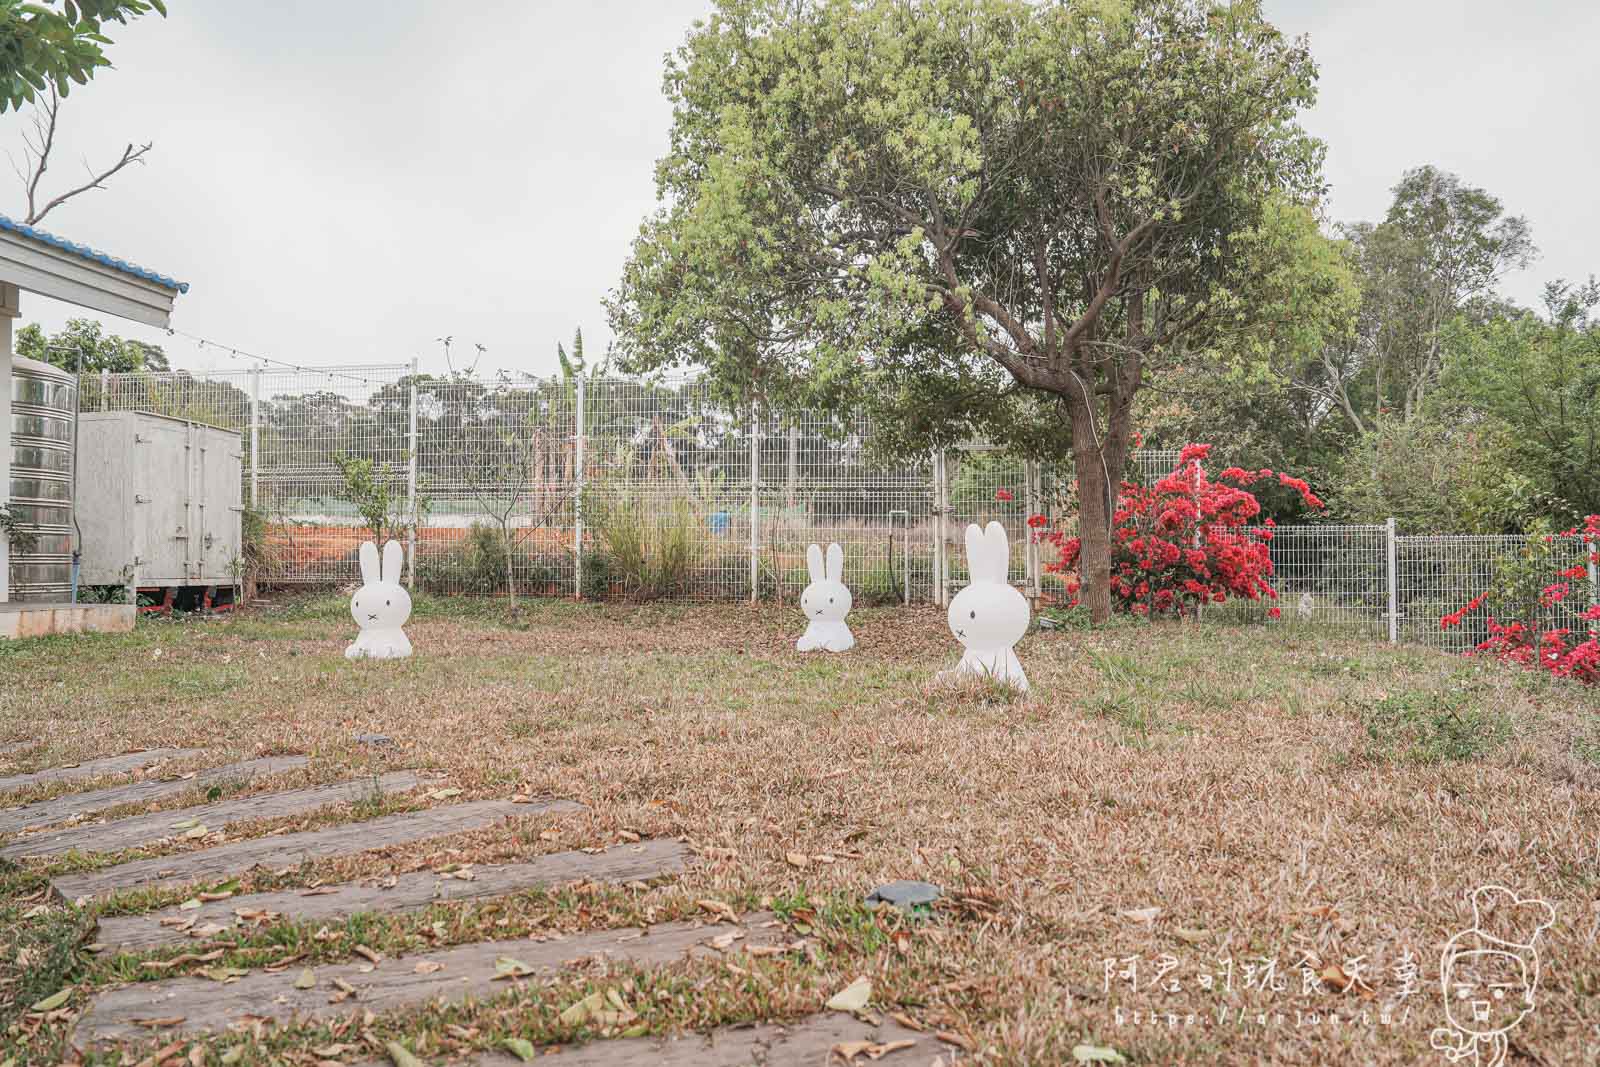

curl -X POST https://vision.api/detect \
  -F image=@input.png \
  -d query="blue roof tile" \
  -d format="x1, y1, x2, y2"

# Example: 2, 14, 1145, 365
0, 214, 188, 293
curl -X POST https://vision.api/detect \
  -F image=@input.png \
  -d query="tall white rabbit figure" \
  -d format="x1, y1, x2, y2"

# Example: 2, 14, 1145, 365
346, 540, 413, 660
797, 542, 855, 652
941, 521, 1030, 690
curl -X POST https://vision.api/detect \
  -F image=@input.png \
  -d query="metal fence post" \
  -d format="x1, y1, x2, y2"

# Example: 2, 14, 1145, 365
248, 366, 260, 510
749, 405, 760, 603
99, 368, 109, 411
1588, 549, 1598, 613
406, 357, 418, 589
933, 449, 948, 606
1385, 516, 1398, 644
574, 374, 585, 600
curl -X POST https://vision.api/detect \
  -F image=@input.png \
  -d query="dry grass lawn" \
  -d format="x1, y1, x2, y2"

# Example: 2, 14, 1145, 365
2, 595, 1599, 1065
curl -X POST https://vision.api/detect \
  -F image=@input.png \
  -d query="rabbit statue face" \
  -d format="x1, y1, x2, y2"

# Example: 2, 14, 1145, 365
799, 543, 852, 622
947, 521, 1028, 651
351, 540, 412, 630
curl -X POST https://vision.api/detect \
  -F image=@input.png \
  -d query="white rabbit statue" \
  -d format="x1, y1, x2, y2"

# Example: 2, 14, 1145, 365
346, 540, 413, 660
796, 542, 855, 652
940, 521, 1029, 690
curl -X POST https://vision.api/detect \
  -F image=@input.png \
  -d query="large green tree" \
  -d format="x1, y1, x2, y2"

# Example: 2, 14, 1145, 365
0, 0, 164, 113
16, 317, 168, 371
609, 0, 1321, 620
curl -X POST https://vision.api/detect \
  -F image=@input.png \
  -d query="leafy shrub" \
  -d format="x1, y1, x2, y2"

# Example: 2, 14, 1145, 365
415, 524, 562, 596
1440, 515, 1600, 684
1036, 444, 1325, 617
595, 494, 705, 600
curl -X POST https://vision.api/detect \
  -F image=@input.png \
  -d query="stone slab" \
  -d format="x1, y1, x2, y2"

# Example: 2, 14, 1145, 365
95, 839, 692, 953
410, 1016, 960, 1066
0, 602, 135, 639
77, 912, 786, 1044
53, 798, 578, 901
0, 748, 204, 797
4, 770, 420, 860
0, 755, 309, 836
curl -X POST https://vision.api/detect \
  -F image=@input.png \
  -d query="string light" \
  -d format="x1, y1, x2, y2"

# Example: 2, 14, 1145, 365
162, 326, 405, 386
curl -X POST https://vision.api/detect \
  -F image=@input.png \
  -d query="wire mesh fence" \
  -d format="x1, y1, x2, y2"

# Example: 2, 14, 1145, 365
82, 366, 1597, 658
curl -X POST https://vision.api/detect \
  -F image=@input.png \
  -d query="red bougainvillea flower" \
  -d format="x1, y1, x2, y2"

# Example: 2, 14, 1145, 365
995, 488, 1014, 502
1026, 513, 1048, 529
1268, 606, 1281, 619
1034, 444, 1324, 619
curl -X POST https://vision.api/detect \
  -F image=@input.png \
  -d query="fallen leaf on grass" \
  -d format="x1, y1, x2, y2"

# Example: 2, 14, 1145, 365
937, 1032, 976, 1051
503, 1038, 536, 1062
141, 950, 224, 971
413, 961, 445, 975
219, 1049, 245, 1066
697, 898, 739, 923
1173, 928, 1208, 944
559, 991, 605, 1026
1072, 1043, 1126, 1063
826, 976, 872, 1013
889, 1011, 923, 1031
182, 825, 210, 840
131, 1016, 186, 1029
201, 967, 250, 983
708, 930, 745, 951
426, 787, 462, 800
301, 886, 341, 897
197, 888, 233, 901
830, 1039, 917, 1062
785, 852, 810, 869
30, 988, 71, 1012
1320, 963, 1353, 993
178, 898, 203, 911
385, 1043, 424, 1067
618, 830, 641, 843
1120, 907, 1161, 924
294, 969, 316, 990
353, 944, 383, 964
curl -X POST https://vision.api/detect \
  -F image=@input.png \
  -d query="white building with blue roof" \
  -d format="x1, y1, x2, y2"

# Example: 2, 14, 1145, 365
0, 214, 187, 607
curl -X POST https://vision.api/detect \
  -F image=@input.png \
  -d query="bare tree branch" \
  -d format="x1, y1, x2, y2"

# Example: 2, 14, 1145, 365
11, 86, 154, 227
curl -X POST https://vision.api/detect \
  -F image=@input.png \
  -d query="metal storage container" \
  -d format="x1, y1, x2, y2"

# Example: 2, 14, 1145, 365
76, 411, 243, 590
7, 355, 76, 601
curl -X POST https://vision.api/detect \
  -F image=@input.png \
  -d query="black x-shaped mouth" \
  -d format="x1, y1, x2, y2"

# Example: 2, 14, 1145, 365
367, 613, 379, 622
955, 628, 966, 639
814, 609, 824, 616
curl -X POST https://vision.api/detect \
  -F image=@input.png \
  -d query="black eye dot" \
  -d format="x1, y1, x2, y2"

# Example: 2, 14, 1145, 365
969, 610, 976, 619
385, 599, 391, 606
829, 596, 834, 603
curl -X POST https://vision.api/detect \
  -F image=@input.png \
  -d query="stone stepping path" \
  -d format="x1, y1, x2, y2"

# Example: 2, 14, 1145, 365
362, 1016, 954, 1067
0, 755, 311, 838
0, 748, 204, 796
53, 798, 578, 901
4, 770, 422, 860
95, 839, 692, 953
77, 912, 785, 1044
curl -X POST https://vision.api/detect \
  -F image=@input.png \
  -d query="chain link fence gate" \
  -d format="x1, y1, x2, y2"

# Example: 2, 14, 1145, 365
84, 367, 1598, 657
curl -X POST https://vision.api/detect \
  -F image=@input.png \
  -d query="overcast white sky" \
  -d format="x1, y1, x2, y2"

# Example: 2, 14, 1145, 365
10, 0, 1598, 380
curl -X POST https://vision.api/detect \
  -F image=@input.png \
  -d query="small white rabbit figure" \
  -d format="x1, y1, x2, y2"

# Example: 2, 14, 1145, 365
940, 521, 1029, 690
346, 540, 413, 660
796, 542, 855, 652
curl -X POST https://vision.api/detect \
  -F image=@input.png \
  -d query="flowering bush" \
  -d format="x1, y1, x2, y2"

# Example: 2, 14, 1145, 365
1034, 444, 1325, 617
1440, 515, 1600, 685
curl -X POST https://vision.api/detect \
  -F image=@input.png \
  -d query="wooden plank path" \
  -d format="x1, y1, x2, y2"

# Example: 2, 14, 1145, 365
369, 1016, 958, 1067
95, 839, 692, 952
0, 755, 311, 837
3, 770, 422, 860
53, 798, 580, 901
0, 748, 204, 796
77, 912, 786, 1044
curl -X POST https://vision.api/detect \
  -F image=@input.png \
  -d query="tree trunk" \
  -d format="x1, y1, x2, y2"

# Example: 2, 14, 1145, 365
1068, 399, 1133, 624
502, 525, 518, 604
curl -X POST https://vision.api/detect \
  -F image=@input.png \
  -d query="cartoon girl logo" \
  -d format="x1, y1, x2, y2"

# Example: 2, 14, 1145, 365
1430, 885, 1555, 1067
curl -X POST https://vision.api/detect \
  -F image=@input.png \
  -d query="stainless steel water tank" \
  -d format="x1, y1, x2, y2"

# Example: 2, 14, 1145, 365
8, 355, 76, 601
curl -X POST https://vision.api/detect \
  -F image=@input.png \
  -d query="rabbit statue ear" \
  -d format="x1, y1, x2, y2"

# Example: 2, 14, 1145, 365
984, 521, 1010, 583
964, 524, 990, 583
381, 540, 405, 584
806, 544, 825, 584
826, 543, 844, 583
358, 541, 380, 585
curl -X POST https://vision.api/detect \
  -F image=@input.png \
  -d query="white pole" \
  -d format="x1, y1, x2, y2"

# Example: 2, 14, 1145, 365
1386, 517, 1398, 644
749, 406, 760, 603
248, 366, 260, 510
574, 375, 585, 600
933, 449, 947, 607
406, 358, 418, 589
0, 288, 13, 604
